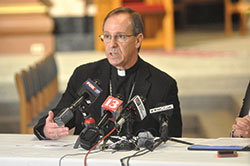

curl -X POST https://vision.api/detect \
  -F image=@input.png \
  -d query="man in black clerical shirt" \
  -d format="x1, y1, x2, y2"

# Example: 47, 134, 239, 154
34, 7, 182, 140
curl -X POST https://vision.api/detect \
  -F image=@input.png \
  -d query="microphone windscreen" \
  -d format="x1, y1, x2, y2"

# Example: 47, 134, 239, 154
93, 79, 101, 86
132, 95, 147, 121
101, 96, 123, 122
137, 131, 154, 148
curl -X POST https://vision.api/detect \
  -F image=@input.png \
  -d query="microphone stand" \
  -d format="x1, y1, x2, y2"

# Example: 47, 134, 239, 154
149, 115, 193, 151
149, 136, 193, 151
126, 115, 134, 140
168, 137, 193, 145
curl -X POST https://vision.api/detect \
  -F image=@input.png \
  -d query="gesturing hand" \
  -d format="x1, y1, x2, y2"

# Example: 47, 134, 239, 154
43, 111, 70, 139
232, 115, 250, 138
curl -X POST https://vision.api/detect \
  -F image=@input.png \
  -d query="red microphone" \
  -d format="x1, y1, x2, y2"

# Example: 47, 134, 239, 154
97, 96, 123, 129
101, 96, 123, 121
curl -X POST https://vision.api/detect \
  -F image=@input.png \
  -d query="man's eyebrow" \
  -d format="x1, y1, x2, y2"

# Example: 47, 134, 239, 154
103, 31, 127, 34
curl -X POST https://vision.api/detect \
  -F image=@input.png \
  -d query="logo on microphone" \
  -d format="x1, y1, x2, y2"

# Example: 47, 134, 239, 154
149, 104, 174, 114
101, 96, 123, 122
84, 79, 102, 95
134, 98, 141, 105
132, 95, 146, 120
102, 96, 123, 112
86, 81, 96, 91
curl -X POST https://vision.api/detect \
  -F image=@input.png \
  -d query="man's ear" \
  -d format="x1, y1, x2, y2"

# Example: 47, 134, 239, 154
135, 33, 144, 49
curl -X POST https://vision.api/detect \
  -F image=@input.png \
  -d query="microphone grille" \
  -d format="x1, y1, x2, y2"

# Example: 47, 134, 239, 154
93, 79, 101, 87
137, 131, 154, 148
139, 96, 146, 103
115, 94, 124, 100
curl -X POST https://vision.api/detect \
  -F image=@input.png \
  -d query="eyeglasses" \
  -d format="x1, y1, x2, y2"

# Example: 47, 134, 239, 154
99, 34, 135, 43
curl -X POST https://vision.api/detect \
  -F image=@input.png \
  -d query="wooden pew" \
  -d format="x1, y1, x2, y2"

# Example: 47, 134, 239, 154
224, 0, 250, 36
15, 54, 61, 134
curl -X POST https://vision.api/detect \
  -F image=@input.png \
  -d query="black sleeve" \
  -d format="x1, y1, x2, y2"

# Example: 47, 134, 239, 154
165, 79, 182, 137
33, 65, 88, 140
239, 81, 250, 117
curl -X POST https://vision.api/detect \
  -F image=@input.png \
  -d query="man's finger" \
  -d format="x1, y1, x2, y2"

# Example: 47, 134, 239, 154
49, 127, 69, 139
243, 115, 250, 121
57, 128, 70, 138
46, 122, 60, 128
46, 111, 54, 123
236, 119, 250, 128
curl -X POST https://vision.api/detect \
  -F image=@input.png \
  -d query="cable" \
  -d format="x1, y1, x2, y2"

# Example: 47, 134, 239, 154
149, 137, 194, 152
58, 150, 100, 166
120, 148, 150, 166
127, 149, 150, 166
84, 127, 116, 166
169, 137, 193, 145
59, 153, 86, 166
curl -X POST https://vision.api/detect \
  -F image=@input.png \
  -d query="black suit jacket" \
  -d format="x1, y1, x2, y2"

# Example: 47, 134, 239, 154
34, 57, 182, 139
239, 81, 250, 117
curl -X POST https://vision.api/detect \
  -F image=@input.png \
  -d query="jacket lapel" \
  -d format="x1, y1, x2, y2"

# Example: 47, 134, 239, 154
90, 59, 111, 118
93, 58, 152, 104
92, 59, 110, 93
240, 82, 250, 117
133, 58, 151, 99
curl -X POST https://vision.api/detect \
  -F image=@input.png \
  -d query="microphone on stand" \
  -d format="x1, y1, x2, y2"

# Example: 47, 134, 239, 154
98, 95, 123, 130
149, 103, 174, 142
115, 95, 146, 139
54, 78, 102, 126
73, 116, 98, 149
75, 96, 123, 150
137, 131, 155, 148
149, 103, 173, 143
149, 103, 193, 151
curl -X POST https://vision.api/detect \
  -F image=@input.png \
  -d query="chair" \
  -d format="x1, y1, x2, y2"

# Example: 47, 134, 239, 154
15, 54, 61, 133
28, 65, 44, 116
35, 60, 49, 109
224, 0, 250, 36
174, 0, 224, 28
42, 55, 61, 112
44, 55, 60, 105
15, 70, 34, 134
34, 55, 61, 114
94, 0, 175, 51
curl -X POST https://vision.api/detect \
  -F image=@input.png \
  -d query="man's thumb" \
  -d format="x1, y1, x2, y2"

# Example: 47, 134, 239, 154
47, 111, 54, 122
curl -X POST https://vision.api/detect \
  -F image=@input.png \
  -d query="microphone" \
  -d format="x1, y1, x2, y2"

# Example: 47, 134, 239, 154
115, 95, 146, 134
149, 103, 174, 142
149, 103, 194, 150
75, 96, 123, 150
137, 131, 155, 149
54, 78, 102, 126
73, 116, 99, 150
98, 95, 123, 129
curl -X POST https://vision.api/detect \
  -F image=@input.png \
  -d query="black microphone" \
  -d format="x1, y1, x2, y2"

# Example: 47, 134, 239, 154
149, 103, 194, 149
75, 96, 123, 150
73, 116, 99, 150
54, 78, 102, 126
115, 95, 146, 135
137, 131, 155, 149
149, 103, 174, 142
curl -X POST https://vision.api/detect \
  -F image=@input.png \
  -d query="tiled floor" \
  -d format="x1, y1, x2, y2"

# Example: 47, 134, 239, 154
1, 25, 250, 137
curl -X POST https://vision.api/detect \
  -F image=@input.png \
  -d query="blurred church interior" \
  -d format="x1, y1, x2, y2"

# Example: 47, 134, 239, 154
0, 0, 249, 138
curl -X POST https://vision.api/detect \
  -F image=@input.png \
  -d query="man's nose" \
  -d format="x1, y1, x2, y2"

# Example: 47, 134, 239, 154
110, 36, 118, 46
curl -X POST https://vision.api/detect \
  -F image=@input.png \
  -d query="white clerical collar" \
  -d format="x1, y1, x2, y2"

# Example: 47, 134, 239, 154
117, 69, 126, 77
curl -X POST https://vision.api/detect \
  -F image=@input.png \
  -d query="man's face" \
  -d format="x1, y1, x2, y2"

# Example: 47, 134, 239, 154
103, 13, 143, 70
